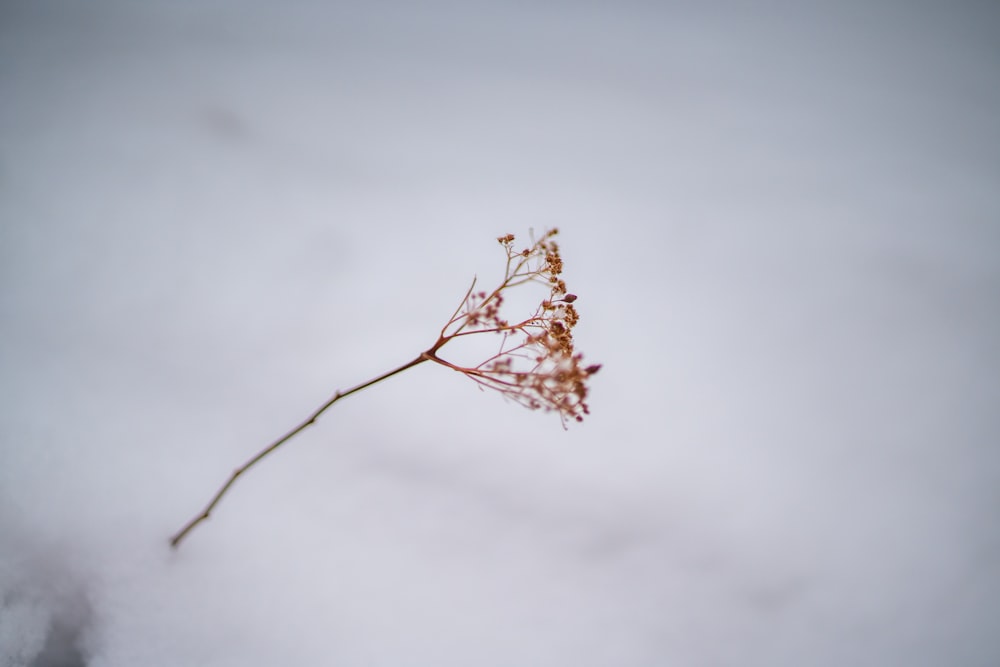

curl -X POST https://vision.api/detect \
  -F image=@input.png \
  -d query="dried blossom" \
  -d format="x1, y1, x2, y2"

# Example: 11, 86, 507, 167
424, 228, 600, 426
170, 228, 599, 548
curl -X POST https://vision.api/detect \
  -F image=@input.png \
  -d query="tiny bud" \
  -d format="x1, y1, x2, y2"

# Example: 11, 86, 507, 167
584, 364, 602, 375
562, 294, 578, 303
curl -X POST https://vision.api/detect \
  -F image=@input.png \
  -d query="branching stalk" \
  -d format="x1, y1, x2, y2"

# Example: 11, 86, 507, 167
169, 228, 599, 549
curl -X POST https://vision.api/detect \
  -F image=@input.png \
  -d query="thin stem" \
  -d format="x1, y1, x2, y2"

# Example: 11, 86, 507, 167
422, 354, 523, 388
169, 354, 428, 549
445, 317, 544, 338
441, 276, 477, 338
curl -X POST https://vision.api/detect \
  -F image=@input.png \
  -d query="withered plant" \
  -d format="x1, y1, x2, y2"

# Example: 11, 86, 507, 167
170, 228, 600, 548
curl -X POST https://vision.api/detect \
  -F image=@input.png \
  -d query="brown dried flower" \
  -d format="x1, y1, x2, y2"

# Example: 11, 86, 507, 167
424, 228, 600, 426
170, 228, 599, 548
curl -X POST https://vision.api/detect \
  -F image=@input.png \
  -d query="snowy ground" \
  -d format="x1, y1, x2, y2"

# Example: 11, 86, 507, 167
2, 1, 999, 665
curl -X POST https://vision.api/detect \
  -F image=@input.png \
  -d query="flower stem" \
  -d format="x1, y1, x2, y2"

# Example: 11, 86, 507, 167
169, 354, 429, 549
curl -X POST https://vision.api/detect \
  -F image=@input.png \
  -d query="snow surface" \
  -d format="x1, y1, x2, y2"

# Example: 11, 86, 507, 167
2, 1, 999, 665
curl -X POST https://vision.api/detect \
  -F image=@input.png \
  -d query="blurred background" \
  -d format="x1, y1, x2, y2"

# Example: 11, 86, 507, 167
1, 1, 998, 665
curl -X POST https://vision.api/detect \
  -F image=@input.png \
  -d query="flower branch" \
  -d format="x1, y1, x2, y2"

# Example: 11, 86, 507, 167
169, 228, 599, 549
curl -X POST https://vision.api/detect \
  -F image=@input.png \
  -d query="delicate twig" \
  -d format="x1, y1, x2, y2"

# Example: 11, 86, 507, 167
169, 355, 427, 548
169, 228, 599, 549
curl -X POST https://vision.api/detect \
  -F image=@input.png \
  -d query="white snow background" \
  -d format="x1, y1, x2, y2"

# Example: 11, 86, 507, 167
1, 1, 998, 665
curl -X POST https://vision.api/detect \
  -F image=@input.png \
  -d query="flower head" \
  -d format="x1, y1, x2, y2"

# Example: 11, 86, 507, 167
429, 228, 600, 426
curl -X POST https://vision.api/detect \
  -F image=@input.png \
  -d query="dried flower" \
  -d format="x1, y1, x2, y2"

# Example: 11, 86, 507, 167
170, 228, 599, 548
425, 228, 600, 426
